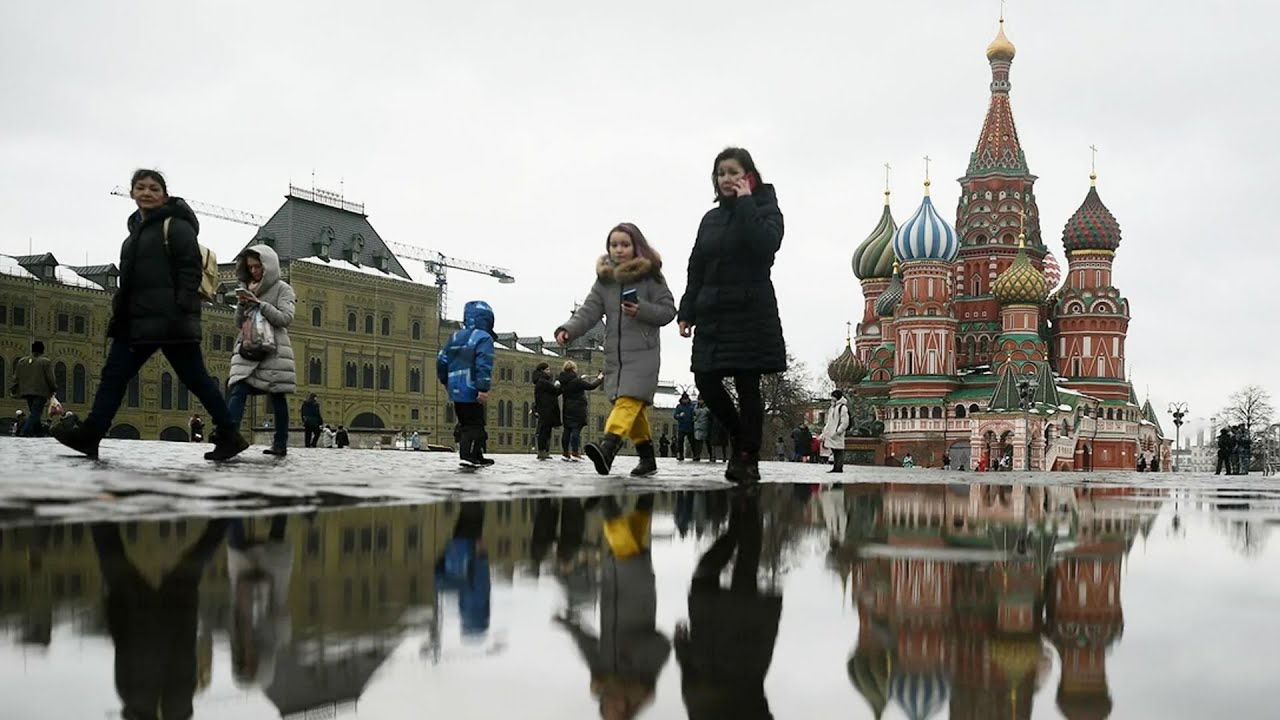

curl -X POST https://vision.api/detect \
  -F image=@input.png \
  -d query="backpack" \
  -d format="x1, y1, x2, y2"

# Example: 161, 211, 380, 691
163, 217, 219, 302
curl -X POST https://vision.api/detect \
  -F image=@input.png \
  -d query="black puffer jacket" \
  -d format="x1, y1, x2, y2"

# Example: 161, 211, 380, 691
678, 184, 787, 375
558, 369, 603, 427
532, 367, 562, 428
109, 198, 205, 344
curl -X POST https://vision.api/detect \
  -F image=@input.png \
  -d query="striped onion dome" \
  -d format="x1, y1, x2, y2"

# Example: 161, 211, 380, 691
875, 263, 904, 317
993, 237, 1048, 305
828, 339, 867, 386
893, 183, 959, 263
1043, 250, 1062, 292
1062, 175, 1122, 253
890, 670, 950, 720
852, 192, 898, 279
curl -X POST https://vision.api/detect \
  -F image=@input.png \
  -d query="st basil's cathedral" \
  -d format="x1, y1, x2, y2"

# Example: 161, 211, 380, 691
828, 19, 1172, 471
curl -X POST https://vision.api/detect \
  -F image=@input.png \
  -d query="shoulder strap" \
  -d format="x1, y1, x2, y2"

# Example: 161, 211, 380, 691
163, 217, 172, 246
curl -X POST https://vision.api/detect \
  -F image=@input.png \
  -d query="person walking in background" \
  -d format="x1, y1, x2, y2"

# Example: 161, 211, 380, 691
790, 423, 810, 462
8, 340, 57, 437
556, 223, 677, 477
692, 399, 712, 462
188, 414, 204, 443
532, 361, 563, 460
559, 360, 603, 461
658, 432, 671, 458
225, 516, 293, 690
820, 390, 850, 473
677, 147, 786, 485
226, 245, 296, 456
438, 300, 496, 467
301, 393, 323, 448
52, 169, 248, 462
673, 392, 695, 461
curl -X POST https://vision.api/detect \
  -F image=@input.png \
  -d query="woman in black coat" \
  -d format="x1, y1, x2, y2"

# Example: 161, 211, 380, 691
678, 148, 786, 484
52, 169, 248, 462
557, 360, 603, 460
532, 362, 563, 460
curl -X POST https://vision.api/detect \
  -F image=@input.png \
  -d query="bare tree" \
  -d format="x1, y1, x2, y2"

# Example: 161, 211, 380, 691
1220, 385, 1275, 431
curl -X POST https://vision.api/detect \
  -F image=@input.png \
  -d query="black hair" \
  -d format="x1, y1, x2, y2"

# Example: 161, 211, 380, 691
31, 340, 45, 354
130, 168, 168, 194
832, 389, 844, 399
535, 362, 549, 372
711, 147, 762, 198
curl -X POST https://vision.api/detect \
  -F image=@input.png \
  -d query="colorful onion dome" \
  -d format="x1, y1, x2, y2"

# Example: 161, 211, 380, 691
986, 19, 1017, 62
828, 339, 868, 386
1062, 175, 1122, 253
852, 192, 898, 280
1043, 250, 1062, 292
993, 236, 1048, 305
875, 263, 904, 317
893, 182, 959, 263
890, 669, 950, 720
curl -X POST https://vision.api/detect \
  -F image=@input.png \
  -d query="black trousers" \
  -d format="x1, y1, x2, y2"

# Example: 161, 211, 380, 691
695, 373, 763, 455
454, 402, 486, 460
831, 449, 845, 471
675, 429, 694, 459
536, 421, 556, 453
304, 424, 321, 448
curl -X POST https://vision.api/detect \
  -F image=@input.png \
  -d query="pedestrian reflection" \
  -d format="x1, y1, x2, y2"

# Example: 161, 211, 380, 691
226, 515, 294, 690
92, 519, 226, 720
675, 491, 782, 720
556, 494, 671, 719
531, 498, 596, 612
434, 502, 492, 640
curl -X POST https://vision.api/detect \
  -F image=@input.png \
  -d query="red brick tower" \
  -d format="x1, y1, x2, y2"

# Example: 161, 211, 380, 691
953, 19, 1046, 371
1051, 172, 1129, 401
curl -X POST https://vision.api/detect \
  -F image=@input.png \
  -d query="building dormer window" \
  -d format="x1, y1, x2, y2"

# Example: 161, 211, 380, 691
347, 234, 365, 265
314, 227, 335, 259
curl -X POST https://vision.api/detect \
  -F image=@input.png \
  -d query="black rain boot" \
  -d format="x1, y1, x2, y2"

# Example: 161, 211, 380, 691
584, 433, 623, 476
459, 427, 480, 467
630, 441, 658, 478
51, 421, 103, 460
204, 426, 249, 462
264, 447, 287, 456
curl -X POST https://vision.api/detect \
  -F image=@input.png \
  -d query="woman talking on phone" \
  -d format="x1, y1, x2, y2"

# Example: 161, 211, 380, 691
677, 147, 786, 484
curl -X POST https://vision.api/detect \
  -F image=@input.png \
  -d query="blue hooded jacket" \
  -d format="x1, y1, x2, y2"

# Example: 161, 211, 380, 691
436, 301, 495, 403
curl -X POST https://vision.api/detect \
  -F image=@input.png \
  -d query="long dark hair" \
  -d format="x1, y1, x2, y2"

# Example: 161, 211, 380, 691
606, 222, 659, 262
711, 147, 763, 199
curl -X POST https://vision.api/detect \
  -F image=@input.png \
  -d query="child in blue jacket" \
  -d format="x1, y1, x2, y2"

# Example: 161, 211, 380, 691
437, 301, 496, 467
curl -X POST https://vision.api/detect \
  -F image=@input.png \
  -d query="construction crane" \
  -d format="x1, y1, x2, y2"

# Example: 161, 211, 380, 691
384, 240, 514, 319
108, 187, 515, 318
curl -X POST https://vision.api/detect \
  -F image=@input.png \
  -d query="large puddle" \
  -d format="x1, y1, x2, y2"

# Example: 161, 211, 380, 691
1, 481, 1277, 718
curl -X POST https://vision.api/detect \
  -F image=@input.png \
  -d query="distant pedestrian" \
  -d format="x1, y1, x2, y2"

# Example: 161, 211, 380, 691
301, 393, 323, 448
189, 414, 204, 442
437, 300, 496, 467
692, 400, 712, 461
227, 245, 296, 457
8, 340, 58, 437
790, 424, 810, 462
820, 390, 850, 473
320, 424, 335, 449
559, 361, 603, 461
677, 147, 786, 485
556, 222, 677, 477
532, 361, 563, 460
52, 169, 248, 462
673, 393, 695, 461
334, 425, 350, 449
658, 432, 671, 458
775, 436, 786, 461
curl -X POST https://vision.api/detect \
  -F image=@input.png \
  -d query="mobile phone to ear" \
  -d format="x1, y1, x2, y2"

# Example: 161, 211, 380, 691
745, 173, 759, 191
621, 288, 639, 304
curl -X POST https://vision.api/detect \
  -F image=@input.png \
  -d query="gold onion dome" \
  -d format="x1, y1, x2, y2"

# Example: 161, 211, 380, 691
992, 236, 1048, 305
986, 19, 1017, 62
852, 192, 898, 280
828, 339, 867, 387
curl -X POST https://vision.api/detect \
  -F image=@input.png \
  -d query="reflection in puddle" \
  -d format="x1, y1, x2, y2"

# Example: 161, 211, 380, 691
0, 482, 1276, 718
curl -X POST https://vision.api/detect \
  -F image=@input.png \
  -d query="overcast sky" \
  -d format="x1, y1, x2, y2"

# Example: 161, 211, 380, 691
2, 0, 1276, 430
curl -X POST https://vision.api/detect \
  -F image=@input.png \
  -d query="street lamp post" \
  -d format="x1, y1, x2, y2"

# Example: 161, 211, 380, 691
1168, 402, 1188, 472
1016, 371, 1040, 471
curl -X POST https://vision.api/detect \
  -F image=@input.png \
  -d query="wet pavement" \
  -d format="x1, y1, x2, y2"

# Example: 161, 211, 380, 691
1, 439, 1279, 718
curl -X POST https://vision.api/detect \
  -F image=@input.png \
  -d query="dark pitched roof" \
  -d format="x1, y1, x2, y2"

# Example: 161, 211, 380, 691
247, 190, 412, 279
988, 361, 1061, 412
68, 264, 119, 276
12, 253, 58, 267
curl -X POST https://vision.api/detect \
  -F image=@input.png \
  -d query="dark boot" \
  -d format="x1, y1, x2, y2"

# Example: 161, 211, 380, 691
263, 447, 287, 456
630, 441, 658, 477
203, 426, 249, 462
584, 433, 623, 476
459, 427, 480, 467
51, 421, 102, 460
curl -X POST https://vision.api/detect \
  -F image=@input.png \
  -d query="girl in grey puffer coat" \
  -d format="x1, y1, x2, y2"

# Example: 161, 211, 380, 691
556, 223, 676, 477
227, 244, 296, 455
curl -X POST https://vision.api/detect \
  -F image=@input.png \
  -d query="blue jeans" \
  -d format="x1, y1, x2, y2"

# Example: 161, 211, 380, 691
227, 382, 290, 449
21, 396, 47, 436
561, 423, 583, 454
88, 340, 232, 433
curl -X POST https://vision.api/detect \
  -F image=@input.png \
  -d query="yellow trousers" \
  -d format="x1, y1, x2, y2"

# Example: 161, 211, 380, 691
603, 511, 652, 559
604, 396, 651, 444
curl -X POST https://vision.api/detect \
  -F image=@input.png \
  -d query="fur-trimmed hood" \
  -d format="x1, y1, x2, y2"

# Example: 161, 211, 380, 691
595, 254, 663, 285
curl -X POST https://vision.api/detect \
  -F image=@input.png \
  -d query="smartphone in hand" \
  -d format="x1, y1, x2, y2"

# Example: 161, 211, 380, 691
621, 288, 639, 304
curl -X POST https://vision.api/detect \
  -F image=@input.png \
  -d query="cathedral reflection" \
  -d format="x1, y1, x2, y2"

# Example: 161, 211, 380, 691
828, 483, 1149, 720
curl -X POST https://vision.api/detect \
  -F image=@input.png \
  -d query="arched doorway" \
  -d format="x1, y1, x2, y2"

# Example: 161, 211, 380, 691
948, 440, 971, 471
351, 412, 385, 429
159, 426, 189, 442
108, 424, 141, 440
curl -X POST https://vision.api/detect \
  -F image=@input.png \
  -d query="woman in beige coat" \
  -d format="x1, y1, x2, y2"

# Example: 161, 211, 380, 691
227, 245, 296, 455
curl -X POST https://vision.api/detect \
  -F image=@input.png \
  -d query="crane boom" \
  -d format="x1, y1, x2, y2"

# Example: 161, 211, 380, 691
109, 187, 269, 227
